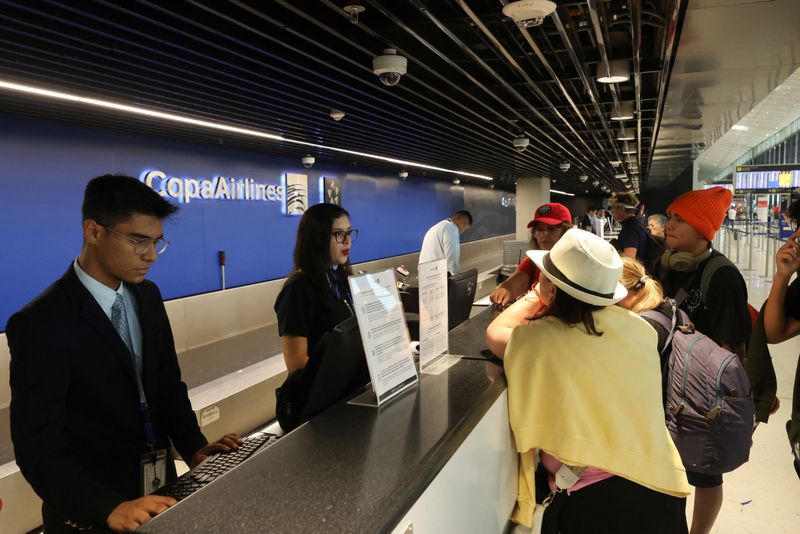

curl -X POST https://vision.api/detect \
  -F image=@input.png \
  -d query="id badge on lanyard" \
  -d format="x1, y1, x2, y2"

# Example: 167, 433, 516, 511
140, 448, 168, 495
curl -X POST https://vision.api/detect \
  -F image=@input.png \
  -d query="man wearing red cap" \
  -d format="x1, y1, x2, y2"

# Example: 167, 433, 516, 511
490, 203, 572, 308
658, 186, 750, 534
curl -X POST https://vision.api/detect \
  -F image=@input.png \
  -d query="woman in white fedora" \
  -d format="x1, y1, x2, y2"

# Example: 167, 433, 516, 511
488, 228, 690, 533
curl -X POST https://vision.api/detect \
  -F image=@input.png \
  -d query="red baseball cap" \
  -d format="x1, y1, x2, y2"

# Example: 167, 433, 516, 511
527, 202, 572, 228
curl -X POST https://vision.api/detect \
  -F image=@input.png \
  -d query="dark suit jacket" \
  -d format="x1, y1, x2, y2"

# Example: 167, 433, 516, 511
7, 266, 207, 528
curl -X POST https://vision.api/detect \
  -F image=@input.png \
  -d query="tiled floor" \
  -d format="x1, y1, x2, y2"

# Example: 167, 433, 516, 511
689, 236, 800, 533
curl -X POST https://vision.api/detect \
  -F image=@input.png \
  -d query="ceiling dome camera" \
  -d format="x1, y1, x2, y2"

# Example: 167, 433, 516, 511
301, 155, 315, 168
559, 162, 571, 172
502, 0, 556, 28
373, 49, 407, 87
512, 137, 530, 152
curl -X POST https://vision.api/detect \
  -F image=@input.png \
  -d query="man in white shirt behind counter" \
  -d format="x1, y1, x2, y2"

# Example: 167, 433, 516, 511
419, 210, 472, 275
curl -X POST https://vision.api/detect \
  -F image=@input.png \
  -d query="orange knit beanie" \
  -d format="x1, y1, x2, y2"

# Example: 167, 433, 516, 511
667, 186, 733, 241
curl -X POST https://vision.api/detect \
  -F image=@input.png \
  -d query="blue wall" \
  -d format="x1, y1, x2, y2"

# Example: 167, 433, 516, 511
0, 118, 515, 329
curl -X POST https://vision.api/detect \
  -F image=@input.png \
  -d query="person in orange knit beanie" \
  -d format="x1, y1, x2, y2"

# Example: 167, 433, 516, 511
658, 186, 750, 534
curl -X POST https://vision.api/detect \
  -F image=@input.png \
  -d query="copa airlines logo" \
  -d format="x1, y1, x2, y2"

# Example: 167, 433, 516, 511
141, 170, 284, 204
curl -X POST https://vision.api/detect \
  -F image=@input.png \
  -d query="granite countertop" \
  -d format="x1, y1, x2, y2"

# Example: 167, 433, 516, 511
139, 307, 507, 534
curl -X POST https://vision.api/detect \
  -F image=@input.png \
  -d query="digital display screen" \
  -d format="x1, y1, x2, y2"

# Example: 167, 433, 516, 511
734, 166, 800, 190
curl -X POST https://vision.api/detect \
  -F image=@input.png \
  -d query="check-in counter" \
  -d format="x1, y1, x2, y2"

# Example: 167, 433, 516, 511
139, 308, 518, 534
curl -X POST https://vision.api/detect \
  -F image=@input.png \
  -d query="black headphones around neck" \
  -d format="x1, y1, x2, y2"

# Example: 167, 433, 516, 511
660, 247, 712, 272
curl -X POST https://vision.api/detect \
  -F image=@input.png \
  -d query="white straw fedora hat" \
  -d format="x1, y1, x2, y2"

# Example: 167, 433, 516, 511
527, 228, 627, 306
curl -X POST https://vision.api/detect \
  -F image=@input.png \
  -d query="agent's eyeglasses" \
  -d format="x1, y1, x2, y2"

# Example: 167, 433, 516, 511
331, 229, 358, 243
102, 225, 169, 255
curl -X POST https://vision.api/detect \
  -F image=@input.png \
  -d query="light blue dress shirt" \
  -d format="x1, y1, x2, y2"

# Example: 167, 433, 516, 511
73, 259, 143, 377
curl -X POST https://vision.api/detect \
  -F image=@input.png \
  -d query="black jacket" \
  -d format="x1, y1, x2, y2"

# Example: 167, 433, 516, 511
7, 266, 207, 528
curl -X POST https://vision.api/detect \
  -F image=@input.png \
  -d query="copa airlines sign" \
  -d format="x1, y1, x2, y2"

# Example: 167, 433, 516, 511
141, 170, 284, 204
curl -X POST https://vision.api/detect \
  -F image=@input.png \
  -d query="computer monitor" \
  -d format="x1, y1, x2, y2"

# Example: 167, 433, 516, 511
299, 316, 370, 423
448, 268, 477, 330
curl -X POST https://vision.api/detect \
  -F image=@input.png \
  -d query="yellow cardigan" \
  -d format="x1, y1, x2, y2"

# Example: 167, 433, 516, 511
504, 305, 691, 527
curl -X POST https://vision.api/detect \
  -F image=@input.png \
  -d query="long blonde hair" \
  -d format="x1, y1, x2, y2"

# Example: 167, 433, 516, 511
619, 257, 664, 313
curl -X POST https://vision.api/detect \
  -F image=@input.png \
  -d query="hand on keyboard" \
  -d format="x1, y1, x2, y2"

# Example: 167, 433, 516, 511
158, 432, 278, 501
189, 433, 243, 468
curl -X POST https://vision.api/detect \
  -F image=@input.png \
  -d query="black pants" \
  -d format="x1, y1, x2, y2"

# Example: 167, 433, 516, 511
542, 476, 688, 534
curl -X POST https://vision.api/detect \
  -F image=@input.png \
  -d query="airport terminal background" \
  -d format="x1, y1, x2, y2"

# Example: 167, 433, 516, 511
2, 0, 800, 532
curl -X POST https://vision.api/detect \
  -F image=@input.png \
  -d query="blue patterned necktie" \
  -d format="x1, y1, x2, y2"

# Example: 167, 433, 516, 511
111, 292, 141, 379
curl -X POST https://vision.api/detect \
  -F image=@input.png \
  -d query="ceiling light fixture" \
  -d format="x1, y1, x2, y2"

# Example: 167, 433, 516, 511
731, 124, 748, 131
596, 59, 630, 84
611, 101, 635, 121
550, 188, 575, 197
579, 175, 588, 182
0, 79, 494, 181
616, 128, 636, 141
622, 143, 637, 154
330, 109, 346, 121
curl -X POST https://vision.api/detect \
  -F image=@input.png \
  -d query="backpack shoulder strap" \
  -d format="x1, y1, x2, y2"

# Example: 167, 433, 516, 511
699, 254, 736, 303
641, 300, 680, 356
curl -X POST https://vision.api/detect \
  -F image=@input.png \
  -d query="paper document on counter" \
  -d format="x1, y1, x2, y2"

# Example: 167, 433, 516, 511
349, 269, 418, 405
418, 259, 448, 371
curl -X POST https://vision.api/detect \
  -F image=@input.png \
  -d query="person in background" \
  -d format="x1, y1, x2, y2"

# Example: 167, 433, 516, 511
637, 203, 648, 224
8, 175, 240, 534
418, 210, 472, 275
492, 229, 689, 533
596, 207, 611, 234
489, 203, 571, 309
657, 186, 749, 534
275, 203, 357, 373
647, 214, 667, 238
579, 206, 596, 233
609, 192, 648, 260
727, 205, 738, 227
762, 199, 800, 478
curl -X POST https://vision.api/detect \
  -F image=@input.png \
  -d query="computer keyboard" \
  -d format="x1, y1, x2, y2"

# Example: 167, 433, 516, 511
157, 431, 279, 501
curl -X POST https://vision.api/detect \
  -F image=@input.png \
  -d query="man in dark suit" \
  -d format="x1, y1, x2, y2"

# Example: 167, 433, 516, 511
7, 174, 241, 533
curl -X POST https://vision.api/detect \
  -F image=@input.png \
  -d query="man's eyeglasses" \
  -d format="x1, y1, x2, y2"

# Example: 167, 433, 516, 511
102, 225, 170, 255
331, 229, 358, 243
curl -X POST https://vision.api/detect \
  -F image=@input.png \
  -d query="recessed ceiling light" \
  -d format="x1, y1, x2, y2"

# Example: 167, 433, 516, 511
731, 124, 748, 131
0, 79, 495, 182
596, 59, 630, 84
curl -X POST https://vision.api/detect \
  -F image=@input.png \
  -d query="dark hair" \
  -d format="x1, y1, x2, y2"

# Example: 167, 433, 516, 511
452, 210, 473, 225
546, 288, 604, 337
289, 203, 352, 296
82, 174, 178, 226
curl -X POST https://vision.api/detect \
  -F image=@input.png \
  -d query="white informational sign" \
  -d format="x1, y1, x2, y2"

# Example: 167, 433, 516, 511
418, 259, 449, 371
349, 270, 418, 405
593, 217, 604, 239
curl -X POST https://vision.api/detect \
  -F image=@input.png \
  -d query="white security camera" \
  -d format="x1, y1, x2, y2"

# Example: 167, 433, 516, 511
579, 175, 588, 182
512, 137, 530, 152
502, 0, 557, 28
330, 109, 345, 121
373, 49, 407, 87
559, 162, 571, 172
301, 155, 315, 168
398, 170, 408, 180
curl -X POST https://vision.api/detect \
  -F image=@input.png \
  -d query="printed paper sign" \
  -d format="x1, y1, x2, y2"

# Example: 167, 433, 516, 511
349, 269, 418, 405
418, 259, 449, 371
